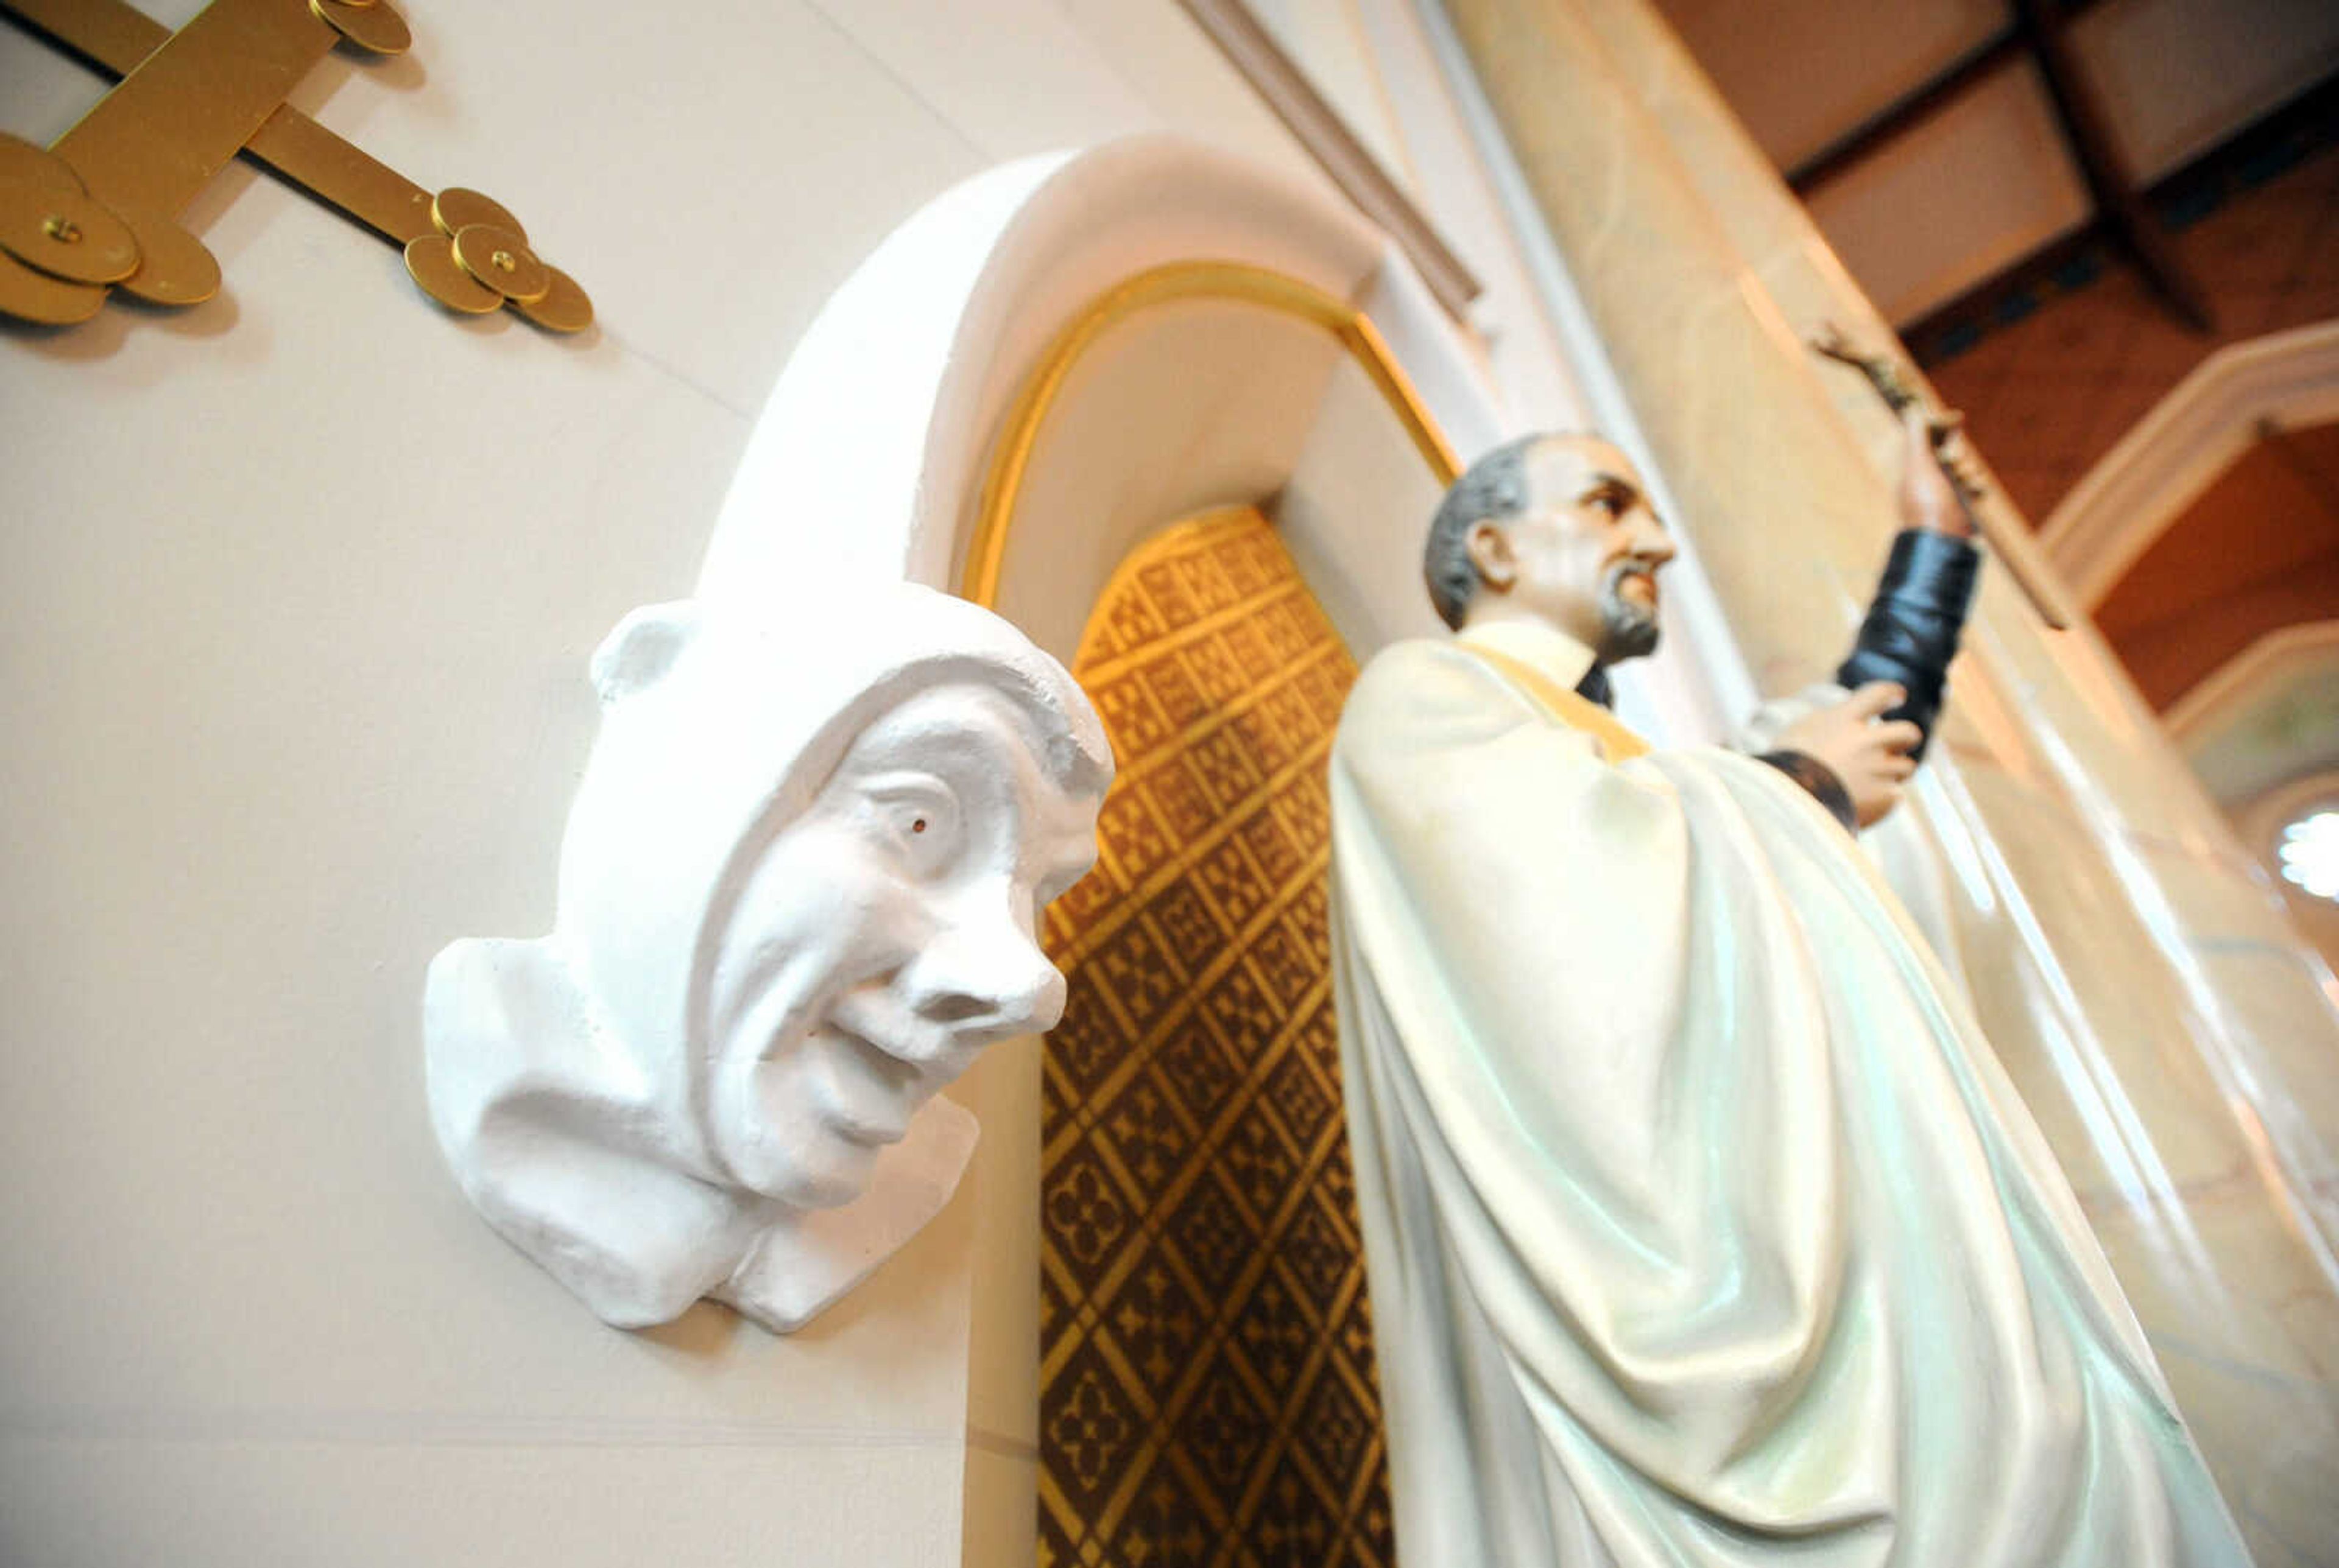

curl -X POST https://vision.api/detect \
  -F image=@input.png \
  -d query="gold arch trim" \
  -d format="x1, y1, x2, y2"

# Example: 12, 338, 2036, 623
959, 260, 1464, 608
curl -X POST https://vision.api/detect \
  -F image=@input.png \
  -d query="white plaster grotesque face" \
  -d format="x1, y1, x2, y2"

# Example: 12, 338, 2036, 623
425, 583, 1110, 1332
1466, 435, 1678, 663
702, 681, 1097, 1209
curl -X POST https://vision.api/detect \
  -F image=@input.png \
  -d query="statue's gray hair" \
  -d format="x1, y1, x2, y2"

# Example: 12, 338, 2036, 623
1424, 434, 1549, 631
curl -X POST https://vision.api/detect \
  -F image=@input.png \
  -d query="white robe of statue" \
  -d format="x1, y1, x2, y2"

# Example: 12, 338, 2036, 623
1330, 616, 2249, 1567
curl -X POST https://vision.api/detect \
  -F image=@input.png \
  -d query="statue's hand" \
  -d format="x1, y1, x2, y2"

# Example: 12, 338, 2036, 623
1899, 405, 1974, 538
1776, 681, 1922, 828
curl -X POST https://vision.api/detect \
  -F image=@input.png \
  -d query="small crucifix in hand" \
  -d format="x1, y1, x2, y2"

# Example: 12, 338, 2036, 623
1810, 323, 2069, 630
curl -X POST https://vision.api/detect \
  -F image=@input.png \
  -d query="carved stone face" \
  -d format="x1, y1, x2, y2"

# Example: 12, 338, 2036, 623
1466, 435, 1678, 663
425, 585, 1110, 1332
702, 682, 1098, 1208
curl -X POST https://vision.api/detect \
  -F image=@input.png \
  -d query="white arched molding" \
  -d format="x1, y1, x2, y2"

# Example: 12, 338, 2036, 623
2042, 321, 2339, 608
692, 133, 1601, 1566
2167, 620, 2339, 809
700, 133, 1731, 746
697, 135, 1520, 667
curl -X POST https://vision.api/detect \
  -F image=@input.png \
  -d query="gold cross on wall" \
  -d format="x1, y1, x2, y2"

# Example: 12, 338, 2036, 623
0, 0, 590, 332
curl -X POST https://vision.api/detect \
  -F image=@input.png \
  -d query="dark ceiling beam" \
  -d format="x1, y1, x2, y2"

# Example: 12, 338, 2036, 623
1783, 0, 2208, 334
1906, 71, 2335, 357
1903, 220, 2106, 355
2012, 0, 2213, 330
1785, 27, 2022, 195
1785, 0, 2119, 196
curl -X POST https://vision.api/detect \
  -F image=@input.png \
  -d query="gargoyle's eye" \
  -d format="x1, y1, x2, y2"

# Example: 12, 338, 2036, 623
857, 771, 959, 866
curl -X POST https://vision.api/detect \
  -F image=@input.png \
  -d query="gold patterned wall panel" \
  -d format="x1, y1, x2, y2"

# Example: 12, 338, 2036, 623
1039, 507, 1394, 1568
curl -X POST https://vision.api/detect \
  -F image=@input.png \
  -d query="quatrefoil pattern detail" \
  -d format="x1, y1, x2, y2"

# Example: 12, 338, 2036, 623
1039, 508, 1393, 1568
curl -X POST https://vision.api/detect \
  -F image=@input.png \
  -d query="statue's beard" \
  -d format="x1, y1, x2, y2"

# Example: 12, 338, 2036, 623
1596, 561, 1662, 663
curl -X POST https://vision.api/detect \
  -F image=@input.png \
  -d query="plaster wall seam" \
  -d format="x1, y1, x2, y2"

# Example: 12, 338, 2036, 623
794, 0, 997, 164
1, 1408, 970, 1449
592, 328, 769, 425
964, 1425, 1039, 1461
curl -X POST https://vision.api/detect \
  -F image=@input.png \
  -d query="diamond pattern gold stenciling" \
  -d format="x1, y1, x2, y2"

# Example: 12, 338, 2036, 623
1040, 508, 1394, 1567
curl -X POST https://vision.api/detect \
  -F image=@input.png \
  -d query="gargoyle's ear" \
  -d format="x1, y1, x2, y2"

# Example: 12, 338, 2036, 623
590, 602, 702, 706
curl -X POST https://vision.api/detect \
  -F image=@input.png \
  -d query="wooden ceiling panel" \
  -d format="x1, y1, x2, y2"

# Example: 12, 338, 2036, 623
1653, 0, 2008, 169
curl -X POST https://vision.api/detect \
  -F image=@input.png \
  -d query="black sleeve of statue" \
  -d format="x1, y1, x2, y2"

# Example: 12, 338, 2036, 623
1834, 529, 1981, 761
1757, 750, 1858, 834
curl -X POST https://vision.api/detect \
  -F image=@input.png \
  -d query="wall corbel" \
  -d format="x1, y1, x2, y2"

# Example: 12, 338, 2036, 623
423, 584, 1109, 1332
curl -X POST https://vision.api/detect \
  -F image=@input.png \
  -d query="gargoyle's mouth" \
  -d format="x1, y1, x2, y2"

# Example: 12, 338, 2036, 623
803, 1022, 923, 1148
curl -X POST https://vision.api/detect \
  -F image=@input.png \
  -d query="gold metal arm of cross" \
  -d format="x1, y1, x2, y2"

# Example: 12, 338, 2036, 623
0, 0, 589, 332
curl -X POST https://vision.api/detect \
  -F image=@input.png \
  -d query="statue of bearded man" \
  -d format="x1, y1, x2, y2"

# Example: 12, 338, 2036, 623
1329, 427, 2249, 1564
425, 583, 1110, 1333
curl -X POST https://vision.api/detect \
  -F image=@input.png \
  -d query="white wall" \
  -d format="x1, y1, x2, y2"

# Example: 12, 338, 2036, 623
0, 2, 1632, 1562
0, 5, 1354, 1565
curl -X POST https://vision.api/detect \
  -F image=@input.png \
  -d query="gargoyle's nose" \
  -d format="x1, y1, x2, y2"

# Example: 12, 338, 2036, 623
908, 921, 1066, 1037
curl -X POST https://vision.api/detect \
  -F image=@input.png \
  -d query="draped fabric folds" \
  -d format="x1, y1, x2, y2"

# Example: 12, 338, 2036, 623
1328, 622, 2248, 1566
